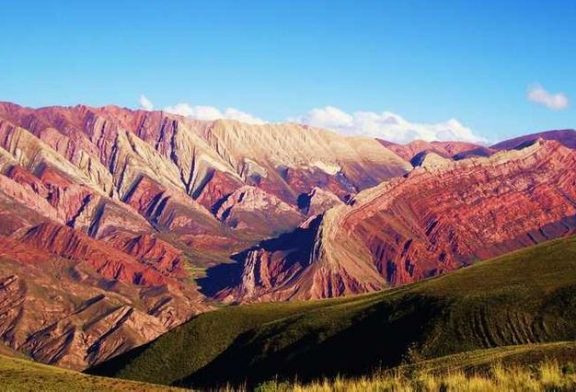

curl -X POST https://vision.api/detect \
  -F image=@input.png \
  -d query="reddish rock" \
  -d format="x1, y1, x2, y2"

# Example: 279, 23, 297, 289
105, 232, 186, 277
5, 165, 50, 197
194, 169, 244, 211
222, 140, 576, 301
298, 187, 344, 216
20, 222, 169, 286
0, 219, 209, 369
123, 175, 166, 215
215, 185, 304, 236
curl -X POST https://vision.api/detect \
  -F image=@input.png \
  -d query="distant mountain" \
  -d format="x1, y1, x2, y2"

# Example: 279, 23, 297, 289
491, 129, 576, 150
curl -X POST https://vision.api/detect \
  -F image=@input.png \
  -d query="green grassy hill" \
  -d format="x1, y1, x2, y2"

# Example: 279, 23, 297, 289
0, 354, 178, 391
89, 235, 576, 388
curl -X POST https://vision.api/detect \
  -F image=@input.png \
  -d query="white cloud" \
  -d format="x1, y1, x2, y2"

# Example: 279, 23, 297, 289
527, 84, 569, 110
292, 106, 485, 144
223, 108, 266, 124
140, 96, 484, 143
164, 103, 221, 120
163, 102, 265, 124
139, 95, 154, 111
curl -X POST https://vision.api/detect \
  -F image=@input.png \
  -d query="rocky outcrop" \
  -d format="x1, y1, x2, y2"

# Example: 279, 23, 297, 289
221, 140, 576, 301
356, 140, 576, 285
0, 256, 198, 370
297, 187, 344, 216
20, 222, 171, 285
410, 151, 452, 169
105, 232, 185, 276
216, 186, 303, 236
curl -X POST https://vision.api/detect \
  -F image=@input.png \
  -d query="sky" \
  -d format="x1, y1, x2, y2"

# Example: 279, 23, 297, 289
1, 0, 575, 144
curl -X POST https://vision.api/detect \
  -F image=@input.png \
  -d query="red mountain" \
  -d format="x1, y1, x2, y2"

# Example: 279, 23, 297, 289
218, 138, 576, 302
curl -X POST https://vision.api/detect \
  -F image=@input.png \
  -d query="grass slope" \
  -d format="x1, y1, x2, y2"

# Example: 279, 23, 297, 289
399, 341, 576, 374
269, 358, 576, 392
0, 354, 179, 391
89, 235, 576, 388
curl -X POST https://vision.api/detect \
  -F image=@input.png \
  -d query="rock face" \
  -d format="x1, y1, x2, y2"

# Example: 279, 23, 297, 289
0, 226, 207, 370
215, 186, 304, 236
297, 187, 344, 216
409, 151, 452, 169
221, 139, 576, 302
491, 129, 576, 150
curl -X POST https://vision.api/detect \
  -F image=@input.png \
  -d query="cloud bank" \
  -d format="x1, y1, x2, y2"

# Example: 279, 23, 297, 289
137, 96, 484, 144
527, 84, 569, 110
293, 106, 485, 144
164, 103, 265, 124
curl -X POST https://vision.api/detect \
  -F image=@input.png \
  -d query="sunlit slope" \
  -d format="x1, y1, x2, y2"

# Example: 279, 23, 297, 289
90, 235, 576, 387
0, 354, 179, 392
400, 341, 576, 374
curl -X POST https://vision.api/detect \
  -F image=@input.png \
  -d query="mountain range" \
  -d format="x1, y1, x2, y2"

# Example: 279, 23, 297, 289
0, 101, 574, 373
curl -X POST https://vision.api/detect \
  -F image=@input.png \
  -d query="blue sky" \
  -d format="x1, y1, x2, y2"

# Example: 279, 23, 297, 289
0, 0, 575, 143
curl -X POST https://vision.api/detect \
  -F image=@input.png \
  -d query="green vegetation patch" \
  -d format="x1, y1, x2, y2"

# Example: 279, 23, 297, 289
0, 354, 180, 392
